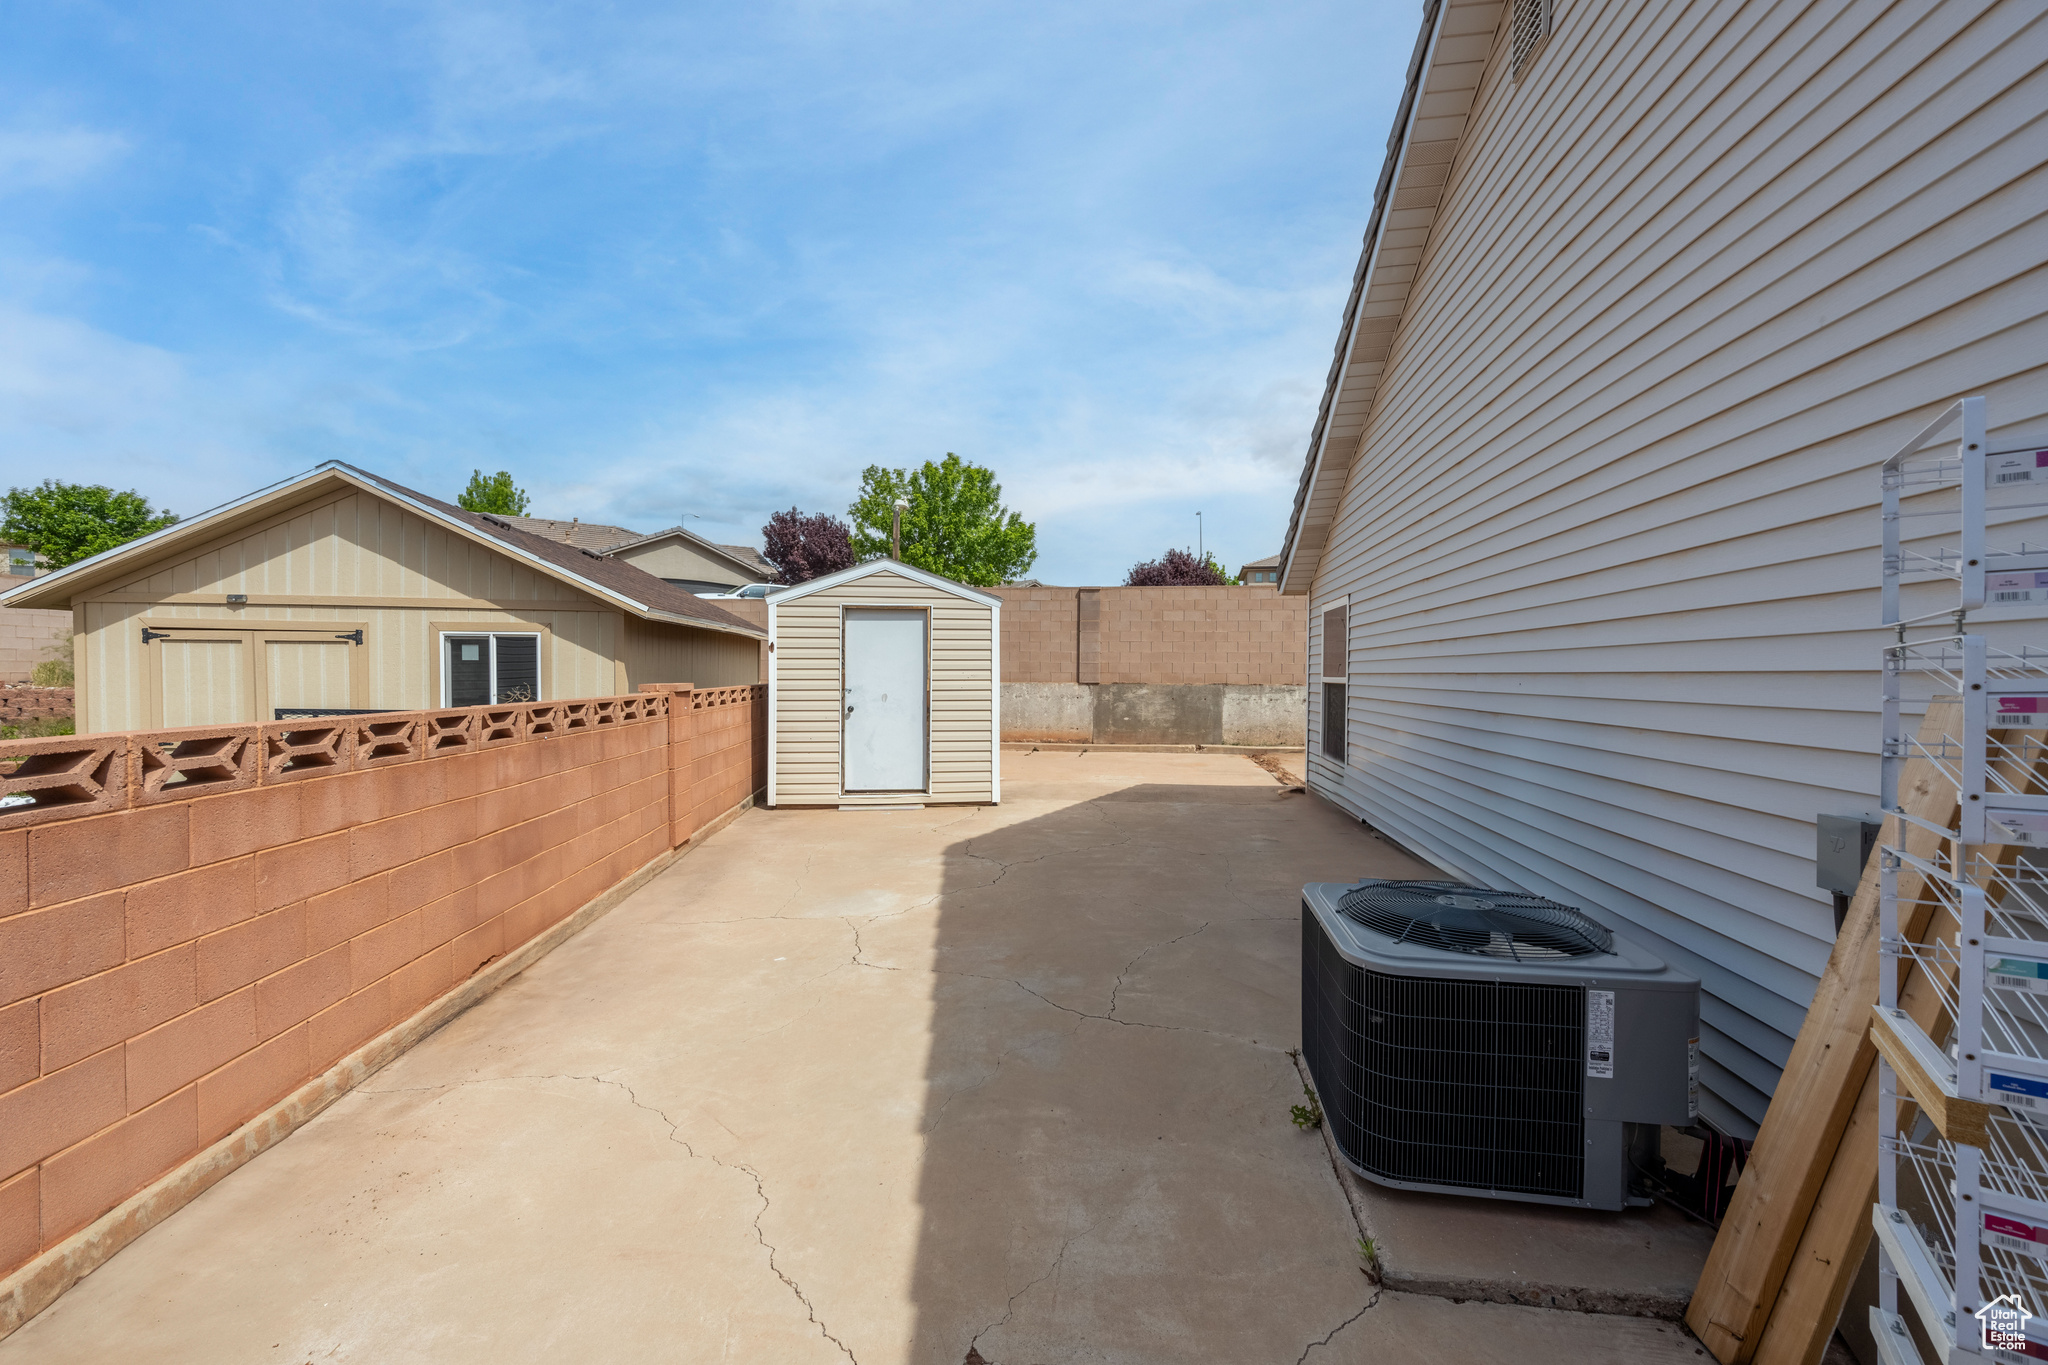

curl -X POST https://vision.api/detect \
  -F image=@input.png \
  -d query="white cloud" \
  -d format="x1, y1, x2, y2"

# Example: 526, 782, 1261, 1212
0, 125, 126, 195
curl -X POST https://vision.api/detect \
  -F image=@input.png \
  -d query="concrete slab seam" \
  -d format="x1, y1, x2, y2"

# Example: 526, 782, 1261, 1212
0, 797, 761, 1344
1291, 1054, 1696, 1323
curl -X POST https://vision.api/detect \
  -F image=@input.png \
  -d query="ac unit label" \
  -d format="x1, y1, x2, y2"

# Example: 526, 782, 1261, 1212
1586, 989, 1615, 1080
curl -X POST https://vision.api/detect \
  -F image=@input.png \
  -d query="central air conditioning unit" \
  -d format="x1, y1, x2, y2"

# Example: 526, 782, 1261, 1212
1301, 879, 1700, 1211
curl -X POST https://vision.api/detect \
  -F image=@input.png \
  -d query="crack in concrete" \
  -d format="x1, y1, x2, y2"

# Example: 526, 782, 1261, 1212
1107, 921, 1209, 1020
1295, 1288, 1380, 1365
967, 1225, 1089, 1363
959, 800, 1135, 890
357, 1071, 859, 1364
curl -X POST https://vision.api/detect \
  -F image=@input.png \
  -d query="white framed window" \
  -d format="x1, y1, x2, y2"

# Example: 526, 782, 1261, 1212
1318, 597, 1349, 763
441, 632, 542, 707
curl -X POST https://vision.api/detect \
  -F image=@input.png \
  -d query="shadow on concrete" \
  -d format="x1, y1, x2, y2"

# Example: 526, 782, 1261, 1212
905, 771, 1435, 1365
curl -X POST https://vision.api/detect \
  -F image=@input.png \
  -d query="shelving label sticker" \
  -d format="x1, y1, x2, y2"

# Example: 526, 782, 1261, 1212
1990, 955, 2048, 995
1586, 990, 1615, 1079
1985, 1212, 2048, 1259
1987, 573, 2048, 606
1990, 810, 2048, 846
1988, 1071, 2048, 1112
1989, 448, 2048, 486
1993, 695, 2048, 726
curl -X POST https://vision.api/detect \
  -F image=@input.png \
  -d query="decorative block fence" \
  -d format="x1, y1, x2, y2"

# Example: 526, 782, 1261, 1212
0, 685, 765, 1288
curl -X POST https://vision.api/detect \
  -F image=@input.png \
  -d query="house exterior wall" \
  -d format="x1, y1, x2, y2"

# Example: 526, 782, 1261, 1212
609, 538, 761, 590
771, 567, 995, 806
620, 616, 761, 693
69, 491, 751, 734
1299, 1, 2048, 1135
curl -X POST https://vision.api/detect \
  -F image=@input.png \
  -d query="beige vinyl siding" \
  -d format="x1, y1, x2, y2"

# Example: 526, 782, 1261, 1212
621, 614, 762, 690
1304, 1, 2048, 1135
73, 489, 743, 730
773, 567, 995, 806
611, 538, 760, 588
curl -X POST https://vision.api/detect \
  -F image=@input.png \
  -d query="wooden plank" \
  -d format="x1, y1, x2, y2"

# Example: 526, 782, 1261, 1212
1750, 1064, 1884, 1365
1687, 703, 1961, 1362
1867, 1009, 1991, 1147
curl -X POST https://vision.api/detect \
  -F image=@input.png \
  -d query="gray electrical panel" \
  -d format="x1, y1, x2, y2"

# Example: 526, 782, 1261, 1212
1815, 814, 1882, 896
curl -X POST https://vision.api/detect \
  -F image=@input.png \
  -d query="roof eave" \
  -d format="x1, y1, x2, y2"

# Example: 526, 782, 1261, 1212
1277, 0, 1476, 597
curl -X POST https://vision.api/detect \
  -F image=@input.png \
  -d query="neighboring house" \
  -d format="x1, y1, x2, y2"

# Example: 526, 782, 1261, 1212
0, 462, 764, 734
3, 543, 40, 579
0, 549, 69, 686
602, 525, 777, 595
1276, 0, 2046, 1137
499, 516, 638, 552
1239, 555, 1281, 586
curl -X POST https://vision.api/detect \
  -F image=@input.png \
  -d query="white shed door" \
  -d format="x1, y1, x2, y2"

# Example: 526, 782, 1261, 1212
843, 609, 927, 792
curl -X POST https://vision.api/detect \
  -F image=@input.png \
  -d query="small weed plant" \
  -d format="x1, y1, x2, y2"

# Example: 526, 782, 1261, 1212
1289, 1081, 1324, 1131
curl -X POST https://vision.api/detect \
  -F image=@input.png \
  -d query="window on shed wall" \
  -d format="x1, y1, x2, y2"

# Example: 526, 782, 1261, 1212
1510, 0, 1552, 79
1320, 603, 1347, 762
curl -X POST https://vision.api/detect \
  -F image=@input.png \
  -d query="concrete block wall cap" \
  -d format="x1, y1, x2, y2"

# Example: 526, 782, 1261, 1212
133, 728, 260, 809
256, 719, 353, 785
350, 713, 424, 769
0, 737, 129, 831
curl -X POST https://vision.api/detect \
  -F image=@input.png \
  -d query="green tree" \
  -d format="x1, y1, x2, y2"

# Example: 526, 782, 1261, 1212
457, 469, 531, 516
0, 481, 179, 569
849, 453, 1037, 586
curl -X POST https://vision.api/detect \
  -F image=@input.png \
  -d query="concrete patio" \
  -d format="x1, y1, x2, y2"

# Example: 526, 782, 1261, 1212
0, 750, 1709, 1363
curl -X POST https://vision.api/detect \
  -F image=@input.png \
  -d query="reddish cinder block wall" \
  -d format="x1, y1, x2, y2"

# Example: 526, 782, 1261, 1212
0, 686, 765, 1280
990, 586, 1306, 686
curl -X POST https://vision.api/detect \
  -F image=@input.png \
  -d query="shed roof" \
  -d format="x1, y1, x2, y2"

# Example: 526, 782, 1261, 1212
0, 462, 765, 638
768, 558, 1001, 608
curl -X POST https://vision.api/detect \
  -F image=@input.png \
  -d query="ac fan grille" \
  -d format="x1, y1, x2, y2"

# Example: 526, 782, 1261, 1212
1337, 880, 1612, 961
1303, 908, 1586, 1200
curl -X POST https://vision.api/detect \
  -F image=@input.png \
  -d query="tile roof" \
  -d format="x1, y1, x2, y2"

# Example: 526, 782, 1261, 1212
350, 470, 763, 635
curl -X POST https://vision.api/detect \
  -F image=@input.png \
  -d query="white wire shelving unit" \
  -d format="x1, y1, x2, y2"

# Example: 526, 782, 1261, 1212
1875, 396, 2048, 1362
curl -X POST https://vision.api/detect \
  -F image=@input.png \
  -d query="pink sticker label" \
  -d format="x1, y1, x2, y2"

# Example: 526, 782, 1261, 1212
1994, 697, 2048, 714
1986, 1213, 2046, 1242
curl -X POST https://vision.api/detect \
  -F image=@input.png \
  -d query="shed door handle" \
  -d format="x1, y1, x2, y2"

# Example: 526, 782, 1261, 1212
845, 704, 855, 716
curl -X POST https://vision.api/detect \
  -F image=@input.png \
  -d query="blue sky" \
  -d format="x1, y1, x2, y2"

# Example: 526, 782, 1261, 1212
1, 1, 1415, 583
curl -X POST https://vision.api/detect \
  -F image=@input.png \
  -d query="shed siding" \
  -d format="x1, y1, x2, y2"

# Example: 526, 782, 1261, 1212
774, 568, 995, 805
75, 490, 750, 731
1304, 1, 2048, 1134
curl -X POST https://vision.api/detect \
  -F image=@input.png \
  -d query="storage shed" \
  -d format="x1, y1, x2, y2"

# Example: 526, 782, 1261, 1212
767, 560, 999, 807
0, 461, 764, 733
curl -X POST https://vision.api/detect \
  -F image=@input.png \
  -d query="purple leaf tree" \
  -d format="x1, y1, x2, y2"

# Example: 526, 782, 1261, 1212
762, 508, 856, 585
1124, 548, 1230, 586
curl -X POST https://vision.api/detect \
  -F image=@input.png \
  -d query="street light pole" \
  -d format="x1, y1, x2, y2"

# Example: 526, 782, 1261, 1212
892, 498, 908, 560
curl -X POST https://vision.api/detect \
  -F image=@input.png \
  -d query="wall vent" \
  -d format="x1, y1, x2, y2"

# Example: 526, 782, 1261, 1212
1510, 0, 1552, 79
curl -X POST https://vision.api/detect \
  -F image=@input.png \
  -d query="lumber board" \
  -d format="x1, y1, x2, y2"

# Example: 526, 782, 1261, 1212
1868, 1008, 1992, 1146
1750, 1065, 1884, 1365
1687, 704, 1961, 1362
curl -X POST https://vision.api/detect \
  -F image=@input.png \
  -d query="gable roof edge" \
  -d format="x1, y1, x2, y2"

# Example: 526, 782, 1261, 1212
767, 557, 1001, 607
1277, 0, 1463, 596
